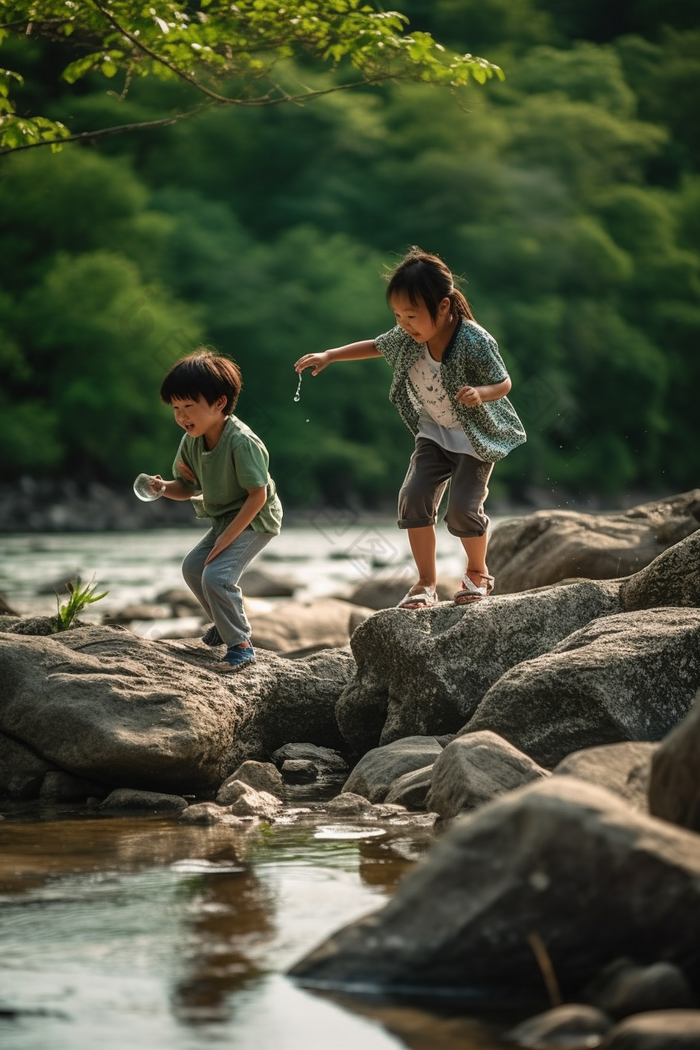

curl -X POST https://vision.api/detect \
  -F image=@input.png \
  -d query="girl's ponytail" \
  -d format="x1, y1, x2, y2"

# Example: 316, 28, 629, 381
385, 247, 475, 323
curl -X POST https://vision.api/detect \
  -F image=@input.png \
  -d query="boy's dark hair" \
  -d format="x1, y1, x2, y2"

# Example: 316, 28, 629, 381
160, 349, 242, 415
385, 246, 475, 323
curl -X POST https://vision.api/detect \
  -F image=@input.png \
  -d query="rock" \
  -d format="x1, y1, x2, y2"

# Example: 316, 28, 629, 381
600, 1010, 700, 1048
228, 784, 283, 819
36, 570, 83, 596
218, 760, 284, 800
426, 731, 550, 819
648, 690, 700, 832
154, 588, 202, 610
214, 778, 249, 805
0, 732, 54, 798
384, 766, 434, 810
281, 759, 318, 783
247, 597, 374, 653
488, 491, 700, 592
0, 593, 18, 616
221, 755, 285, 793
0, 626, 355, 795
8, 775, 44, 799
5, 616, 59, 636
289, 778, 700, 999
104, 603, 174, 624
343, 737, 444, 803
463, 608, 700, 767
179, 802, 236, 824
271, 742, 349, 775
346, 572, 462, 610
39, 770, 106, 803
349, 608, 373, 633
240, 567, 296, 598
336, 580, 620, 755
620, 530, 700, 611
588, 960, 693, 1021
99, 788, 189, 812
507, 1004, 612, 1048
326, 792, 376, 816
553, 742, 657, 812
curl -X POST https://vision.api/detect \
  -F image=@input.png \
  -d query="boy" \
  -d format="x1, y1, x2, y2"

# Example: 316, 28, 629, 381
157, 349, 282, 671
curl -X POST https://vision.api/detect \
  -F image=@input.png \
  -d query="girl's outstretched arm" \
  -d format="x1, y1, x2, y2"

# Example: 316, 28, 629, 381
295, 340, 382, 375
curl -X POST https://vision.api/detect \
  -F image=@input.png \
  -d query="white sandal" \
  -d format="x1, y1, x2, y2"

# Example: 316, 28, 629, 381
397, 586, 438, 610
453, 571, 495, 605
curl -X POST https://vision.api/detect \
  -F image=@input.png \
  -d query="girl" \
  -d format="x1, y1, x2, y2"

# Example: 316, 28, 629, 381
295, 248, 525, 608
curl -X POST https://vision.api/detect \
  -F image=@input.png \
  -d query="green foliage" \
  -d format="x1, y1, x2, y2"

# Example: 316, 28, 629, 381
0, 0, 502, 153
53, 577, 108, 631
1, 4, 699, 504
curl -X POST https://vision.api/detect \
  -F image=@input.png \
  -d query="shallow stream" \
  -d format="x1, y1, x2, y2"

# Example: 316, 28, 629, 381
0, 527, 514, 1049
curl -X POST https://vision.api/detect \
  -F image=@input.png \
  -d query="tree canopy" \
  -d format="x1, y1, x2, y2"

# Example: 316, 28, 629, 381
0, 0, 501, 152
1, 0, 699, 507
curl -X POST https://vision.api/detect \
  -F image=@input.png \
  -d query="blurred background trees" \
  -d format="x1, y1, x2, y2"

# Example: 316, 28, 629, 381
1, 0, 698, 508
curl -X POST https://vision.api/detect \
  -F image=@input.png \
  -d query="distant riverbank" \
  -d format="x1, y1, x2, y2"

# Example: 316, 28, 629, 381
0, 478, 671, 534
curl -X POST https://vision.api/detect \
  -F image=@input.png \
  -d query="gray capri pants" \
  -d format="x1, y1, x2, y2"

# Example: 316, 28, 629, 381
182, 525, 273, 647
398, 436, 494, 538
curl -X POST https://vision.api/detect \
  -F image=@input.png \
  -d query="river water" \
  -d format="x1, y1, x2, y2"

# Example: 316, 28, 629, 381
0, 525, 512, 1050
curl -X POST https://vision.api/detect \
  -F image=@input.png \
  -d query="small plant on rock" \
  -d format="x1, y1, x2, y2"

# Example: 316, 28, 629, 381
54, 576, 108, 632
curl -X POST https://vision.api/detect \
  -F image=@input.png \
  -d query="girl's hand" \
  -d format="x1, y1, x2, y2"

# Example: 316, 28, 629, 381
177, 460, 199, 486
456, 385, 483, 407
295, 351, 330, 376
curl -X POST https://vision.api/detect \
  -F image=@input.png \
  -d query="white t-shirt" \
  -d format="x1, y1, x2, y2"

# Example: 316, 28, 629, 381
408, 345, 482, 458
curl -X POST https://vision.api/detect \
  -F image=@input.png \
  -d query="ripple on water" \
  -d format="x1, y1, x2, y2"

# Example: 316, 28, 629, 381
314, 825, 388, 841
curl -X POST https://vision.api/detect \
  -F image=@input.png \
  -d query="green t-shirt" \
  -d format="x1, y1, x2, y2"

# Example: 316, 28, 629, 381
172, 415, 282, 536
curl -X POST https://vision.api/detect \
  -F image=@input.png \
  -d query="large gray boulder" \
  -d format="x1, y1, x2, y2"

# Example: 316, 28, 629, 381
648, 690, 700, 833
0, 625, 355, 795
336, 580, 620, 755
488, 490, 700, 592
290, 778, 700, 999
553, 742, 657, 812
425, 730, 549, 819
462, 608, 700, 767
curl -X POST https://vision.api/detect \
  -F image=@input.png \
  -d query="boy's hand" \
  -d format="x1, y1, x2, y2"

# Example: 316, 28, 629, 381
456, 385, 483, 407
177, 460, 199, 485
204, 536, 230, 566
295, 351, 330, 376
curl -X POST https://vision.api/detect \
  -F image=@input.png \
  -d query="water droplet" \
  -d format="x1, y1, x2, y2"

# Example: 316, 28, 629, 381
293, 371, 303, 403
305, 418, 309, 423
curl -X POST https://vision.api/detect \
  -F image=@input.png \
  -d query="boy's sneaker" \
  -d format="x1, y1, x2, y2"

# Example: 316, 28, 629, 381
201, 624, 223, 647
220, 640, 256, 672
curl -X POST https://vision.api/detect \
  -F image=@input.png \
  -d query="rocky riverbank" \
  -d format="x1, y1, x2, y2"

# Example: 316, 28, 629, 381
2, 489, 700, 1048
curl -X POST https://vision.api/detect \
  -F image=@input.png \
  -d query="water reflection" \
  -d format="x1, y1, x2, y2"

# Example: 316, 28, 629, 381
0, 810, 506, 1050
171, 863, 275, 1025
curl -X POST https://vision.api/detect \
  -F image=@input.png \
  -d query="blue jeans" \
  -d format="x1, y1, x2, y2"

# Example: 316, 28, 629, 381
182, 527, 273, 647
